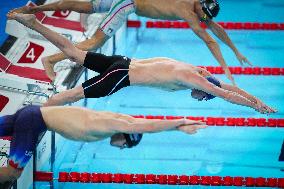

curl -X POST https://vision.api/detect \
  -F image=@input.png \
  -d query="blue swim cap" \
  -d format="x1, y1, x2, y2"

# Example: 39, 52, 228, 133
204, 76, 221, 100
200, 0, 220, 19
123, 133, 143, 148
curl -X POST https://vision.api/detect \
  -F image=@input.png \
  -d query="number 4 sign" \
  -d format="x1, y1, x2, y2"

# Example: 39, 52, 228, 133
17, 42, 44, 64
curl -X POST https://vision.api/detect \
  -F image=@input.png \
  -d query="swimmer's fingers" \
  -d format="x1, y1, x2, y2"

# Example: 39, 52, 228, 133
242, 57, 253, 66
177, 124, 207, 134
272, 108, 277, 113
237, 54, 252, 67
195, 125, 208, 129
256, 106, 267, 114
267, 106, 277, 113
261, 106, 270, 114
262, 105, 277, 114
183, 119, 205, 125
8, 8, 18, 14
8, 6, 33, 14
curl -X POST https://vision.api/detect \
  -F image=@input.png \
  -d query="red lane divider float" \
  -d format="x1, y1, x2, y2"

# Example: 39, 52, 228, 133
132, 115, 284, 128
34, 171, 284, 187
202, 66, 284, 76
127, 20, 284, 30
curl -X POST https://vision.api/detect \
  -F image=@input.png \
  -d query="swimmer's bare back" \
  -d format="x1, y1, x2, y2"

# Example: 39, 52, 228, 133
40, 106, 115, 141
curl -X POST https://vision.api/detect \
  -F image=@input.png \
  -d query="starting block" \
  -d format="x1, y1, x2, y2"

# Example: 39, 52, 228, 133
0, 52, 51, 83
0, 52, 12, 73
5, 1, 85, 41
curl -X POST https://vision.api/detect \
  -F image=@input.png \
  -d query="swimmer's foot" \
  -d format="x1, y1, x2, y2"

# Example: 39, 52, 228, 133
42, 57, 56, 82
7, 13, 36, 29
8, 6, 35, 15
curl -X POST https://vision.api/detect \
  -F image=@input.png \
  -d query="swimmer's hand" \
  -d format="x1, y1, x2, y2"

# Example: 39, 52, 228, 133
225, 69, 236, 86
254, 100, 277, 114
236, 53, 252, 66
42, 57, 56, 82
8, 6, 36, 15
177, 120, 207, 134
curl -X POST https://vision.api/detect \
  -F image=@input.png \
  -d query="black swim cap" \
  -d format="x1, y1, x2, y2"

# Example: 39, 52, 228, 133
200, 0, 220, 19
123, 133, 143, 148
204, 76, 221, 100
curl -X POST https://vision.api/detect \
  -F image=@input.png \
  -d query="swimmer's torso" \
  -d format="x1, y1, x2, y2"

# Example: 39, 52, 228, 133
134, 0, 195, 20
41, 106, 116, 142
129, 58, 207, 91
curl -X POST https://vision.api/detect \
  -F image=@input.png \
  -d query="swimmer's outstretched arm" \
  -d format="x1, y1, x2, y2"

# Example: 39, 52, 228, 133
220, 82, 258, 103
110, 114, 207, 135
202, 69, 260, 104
219, 82, 276, 114
9, 0, 93, 14
177, 8, 235, 85
178, 73, 275, 114
205, 20, 252, 66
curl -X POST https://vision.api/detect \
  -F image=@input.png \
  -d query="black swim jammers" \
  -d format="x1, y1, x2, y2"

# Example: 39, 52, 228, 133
82, 52, 131, 98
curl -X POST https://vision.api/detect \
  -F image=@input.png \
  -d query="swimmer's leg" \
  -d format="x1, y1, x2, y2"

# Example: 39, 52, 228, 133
9, 0, 93, 15
43, 85, 85, 106
7, 13, 87, 80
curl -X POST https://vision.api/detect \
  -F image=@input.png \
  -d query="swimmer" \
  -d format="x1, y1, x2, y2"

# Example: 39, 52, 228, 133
0, 105, 206, 186
10, 0, 252, 84
7, 13, 276, 114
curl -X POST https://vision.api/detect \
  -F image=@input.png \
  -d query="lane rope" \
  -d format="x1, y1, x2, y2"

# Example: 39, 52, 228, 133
34, 171, 284, 187
132, 115, 284, 128
127, 20, 284, 30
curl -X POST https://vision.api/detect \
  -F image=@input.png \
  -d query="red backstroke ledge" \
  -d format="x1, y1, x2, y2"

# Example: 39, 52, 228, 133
127, 20, 284, 30
34, 171, 284, 187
